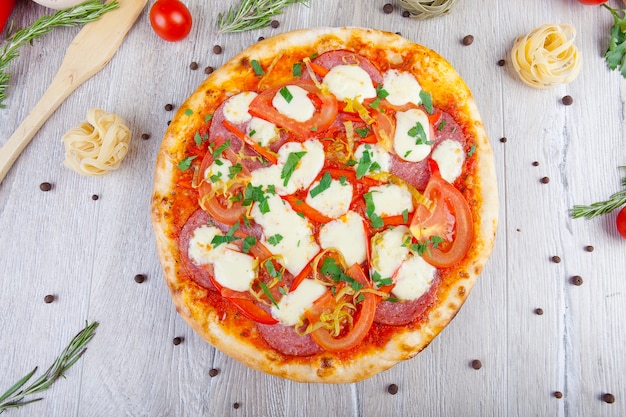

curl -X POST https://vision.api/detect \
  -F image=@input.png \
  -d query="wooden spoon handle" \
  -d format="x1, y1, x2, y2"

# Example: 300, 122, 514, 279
0, 0, 148, 184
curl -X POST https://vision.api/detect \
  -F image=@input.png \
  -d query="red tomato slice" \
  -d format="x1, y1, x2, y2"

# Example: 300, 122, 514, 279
305, 263, 377, 352
209, 273, 278, 325
248, 80, 338, 139
197, 140, 248, 225
409, 167, 474, 268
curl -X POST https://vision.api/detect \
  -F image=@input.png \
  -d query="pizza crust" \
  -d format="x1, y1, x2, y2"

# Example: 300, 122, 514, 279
151, 27, 498, 383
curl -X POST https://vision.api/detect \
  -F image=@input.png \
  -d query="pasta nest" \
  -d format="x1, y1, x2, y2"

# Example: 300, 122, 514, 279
62, 108, 131, 176
398, 0, 460, 19
511, 24, 582, 89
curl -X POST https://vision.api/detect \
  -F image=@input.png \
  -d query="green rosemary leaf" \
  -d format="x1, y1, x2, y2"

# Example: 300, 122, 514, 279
217, 0, 309, 34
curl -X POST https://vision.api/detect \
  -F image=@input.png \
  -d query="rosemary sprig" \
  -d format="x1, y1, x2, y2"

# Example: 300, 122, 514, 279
571, 166, 626, 219
0, 0, 119, 108
0, 321, 99, 413
217, 0, 309, 34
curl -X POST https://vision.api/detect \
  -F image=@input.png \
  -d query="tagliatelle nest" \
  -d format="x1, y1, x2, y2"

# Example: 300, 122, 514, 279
398, 0, 460, 20
62, 108, 132, 176
510, 24, 582, 89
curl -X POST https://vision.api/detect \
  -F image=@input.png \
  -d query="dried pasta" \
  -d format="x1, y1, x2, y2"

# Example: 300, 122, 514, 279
62, 108, 131, 176
398, 0, 459, 20
511, 24, 581, 89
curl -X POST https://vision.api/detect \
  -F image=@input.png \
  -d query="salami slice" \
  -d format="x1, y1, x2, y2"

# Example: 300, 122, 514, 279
256, 322, 322, 356
311, 50, 384, 85
374, 275, 440, 326
178, 209, 216, 291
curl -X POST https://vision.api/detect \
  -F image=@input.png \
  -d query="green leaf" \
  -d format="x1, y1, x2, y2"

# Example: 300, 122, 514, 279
268, 234, 284, 246
419, 90, 433, 114
177, 156, 197, 171
242, 236, 257, 254
309, 171, 332, 198
281, 151, 307, 186
604, 5, 626, 78
279, 86, 294, 103
251, 59, 265, 75
364, 192, 384, 229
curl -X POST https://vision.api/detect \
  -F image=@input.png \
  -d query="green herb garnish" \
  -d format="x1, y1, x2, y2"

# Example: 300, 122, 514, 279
242, 236, 257, 254
309, 172, 332, 198
279, 86, 294, 103
603, 4, 626, 78
281, 151, 306, 186
177, 156, 197, 171
251, 59, 265, 75
268, 234, 284, 246
571, 166, 626, 219
364, 192, 384, 229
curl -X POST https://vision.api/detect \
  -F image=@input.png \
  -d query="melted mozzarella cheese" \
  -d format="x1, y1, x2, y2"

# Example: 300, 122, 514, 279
187, 225, 257, 292
250, 194, 320, 276
247, 117, 280, 147
223, 91, 257, 124
370, 226, 410, 280
323, 65, 376, 103
250, 139, 325, 195
271, 279, 327, 326
305, 178, 353, 219
431, 139, 465, 183
203, 157, 233, 184
394, 108, 433, 162
392, 255, 436, 301
382, 69, 423, 107
368, 184, 414, 217
272, 85, 315, 122
354, 143, 391, 174
318, 211, 367, 267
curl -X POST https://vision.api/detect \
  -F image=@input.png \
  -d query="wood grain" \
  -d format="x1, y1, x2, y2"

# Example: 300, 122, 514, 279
0, 0, 624, 416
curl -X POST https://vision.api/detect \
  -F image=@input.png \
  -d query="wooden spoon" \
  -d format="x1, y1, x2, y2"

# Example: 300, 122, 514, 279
0, 0, 149, 184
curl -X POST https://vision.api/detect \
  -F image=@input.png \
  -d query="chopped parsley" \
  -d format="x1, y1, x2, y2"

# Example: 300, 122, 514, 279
242, 183, 270, 214
259, 282, 278, 308
376, 84, 390, 99
403, 235, 445, 256
281, 151, 307, 186
251, 59, 265, 76
467, 144, 476, 157
279, 86, 294, 103
407, 122, 433, 146
228, 163, 243, 179
292, 62, 302, 77
242, 236, 257, 254
212, 139, 231, 158
194, 131, 204, 146
264, 259, 282, 279
319, 257, 362, 291
338, 175, 348, 186
177, 156, 197, 171
355, 127, 370, 138
402, 208, 409, 223
419, 90, 433, 114
437, 118, 447, 131
205, 113, 213, 123
267, 234, 284, 246
371, 270, 393, 288
211, 222, 240, 248
355, 146, 381, 179
309, 172, 332, 198
184, 108, 193, 116
364, 191, 384, 229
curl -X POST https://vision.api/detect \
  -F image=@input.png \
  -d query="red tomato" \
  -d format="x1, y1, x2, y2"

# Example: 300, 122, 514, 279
305, 263, 378, 352
617, 206, 626, 239
0, 0, 17, 33
576, 0, 607, 4
249, 80, 339, 139
197, 140, 248, 225
149, 0, 192, 42
409, 164, 474, 268
209, 274, 279, 325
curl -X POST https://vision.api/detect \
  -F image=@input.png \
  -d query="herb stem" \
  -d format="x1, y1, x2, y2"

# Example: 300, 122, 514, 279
0, 321, 99, 413
217, 0, 309, 34
0, 0, 119, 108
571, 167, 626, 219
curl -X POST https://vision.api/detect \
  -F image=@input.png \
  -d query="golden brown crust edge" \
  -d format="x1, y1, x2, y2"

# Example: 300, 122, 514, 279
151, 27, 498, 384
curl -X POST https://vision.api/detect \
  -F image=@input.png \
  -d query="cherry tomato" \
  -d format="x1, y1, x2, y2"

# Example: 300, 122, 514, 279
149, 0, 192, 42
409, 162, 474, 268
576, 0, 607, 4
617, 206, 626, 239
0, 0, 17, 34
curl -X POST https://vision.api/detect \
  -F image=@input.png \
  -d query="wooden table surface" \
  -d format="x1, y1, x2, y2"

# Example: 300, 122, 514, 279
1, 0, 625, 415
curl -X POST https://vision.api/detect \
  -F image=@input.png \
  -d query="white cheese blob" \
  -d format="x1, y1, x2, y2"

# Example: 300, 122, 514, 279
271, 279, 327, 326
394, 108, 433, 162
187, 225, 257, 292
354, 143, 391, 174
223, 91, 257, 124
250, 139, 325, 196
368, 183, 414, 217
272, 85, 315, 122
247, 117, 280, 147
382, 69, 423, 107
392, 255, 436, 301
250, 194, 320, 276
431, 139, 465, 183
370, 226, 411, 280
204, 157, 233, 184
305, 177, 353, 219
323, 65, 376, 103
318, 211, 367, 267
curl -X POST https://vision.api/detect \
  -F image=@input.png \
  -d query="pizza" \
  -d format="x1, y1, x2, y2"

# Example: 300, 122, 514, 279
151, 27, 498, 383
